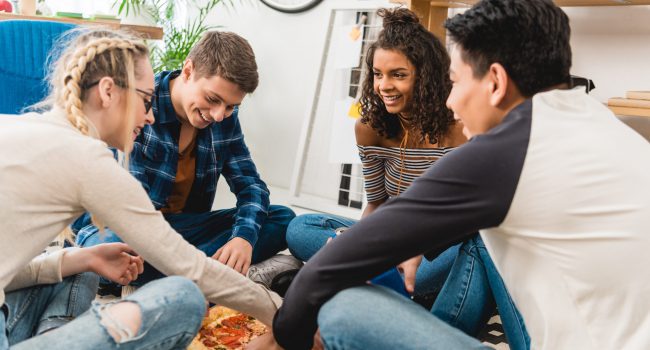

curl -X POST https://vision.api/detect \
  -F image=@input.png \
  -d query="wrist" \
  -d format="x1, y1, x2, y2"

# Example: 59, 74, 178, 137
61, 247, 92, 277
76, 247, 96, 273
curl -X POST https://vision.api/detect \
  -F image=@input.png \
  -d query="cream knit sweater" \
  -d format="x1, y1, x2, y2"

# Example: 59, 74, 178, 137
0, 110, 281, 325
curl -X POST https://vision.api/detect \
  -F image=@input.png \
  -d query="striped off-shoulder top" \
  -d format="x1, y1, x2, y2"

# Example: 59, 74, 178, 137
358, 145, 456, 202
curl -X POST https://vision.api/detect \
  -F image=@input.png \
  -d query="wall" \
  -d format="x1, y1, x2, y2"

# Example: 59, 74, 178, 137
202, 0, 390, 191
564, 7, 650, 102
202, 3, 650, 190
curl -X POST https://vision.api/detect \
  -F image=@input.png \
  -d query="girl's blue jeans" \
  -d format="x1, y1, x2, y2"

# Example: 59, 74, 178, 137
289, 214, 530, 349
1, 275, 205, 350
286, 213, 460, 297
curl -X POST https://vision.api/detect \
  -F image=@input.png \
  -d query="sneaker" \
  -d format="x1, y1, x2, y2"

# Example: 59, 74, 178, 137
247, 254, 303, 290
269, 268, 300, 298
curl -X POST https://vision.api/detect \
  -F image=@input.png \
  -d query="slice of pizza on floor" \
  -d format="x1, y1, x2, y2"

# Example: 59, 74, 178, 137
188, 306, 268, 350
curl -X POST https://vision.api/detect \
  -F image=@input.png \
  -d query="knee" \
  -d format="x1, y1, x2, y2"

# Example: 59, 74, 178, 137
98, 277, 204, 345
318, 287, 372, 334
157, 276, 205, 310
99, 301, 142, 343
286, 214, 315, 245
157, 277, 205, 332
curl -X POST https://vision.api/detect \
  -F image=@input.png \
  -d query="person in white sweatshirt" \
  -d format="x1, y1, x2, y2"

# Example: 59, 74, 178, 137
0, 27, 281, 350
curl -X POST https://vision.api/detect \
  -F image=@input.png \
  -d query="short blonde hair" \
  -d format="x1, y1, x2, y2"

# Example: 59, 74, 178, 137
41, 27, 149, 243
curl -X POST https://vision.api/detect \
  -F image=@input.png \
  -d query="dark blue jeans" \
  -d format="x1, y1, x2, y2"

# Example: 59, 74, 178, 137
432, 236, 530, 350
76, 205, 295, 286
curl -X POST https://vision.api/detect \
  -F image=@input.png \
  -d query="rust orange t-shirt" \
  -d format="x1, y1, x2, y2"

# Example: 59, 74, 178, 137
161, 133, 197, 214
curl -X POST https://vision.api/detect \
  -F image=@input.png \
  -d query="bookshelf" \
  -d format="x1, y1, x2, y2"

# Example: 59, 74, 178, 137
0, 12, 163, 40
390, 0, 650, 44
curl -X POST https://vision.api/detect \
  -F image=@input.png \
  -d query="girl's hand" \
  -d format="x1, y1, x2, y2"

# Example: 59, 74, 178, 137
87, 243, 144, 285
397, 255, 422, 294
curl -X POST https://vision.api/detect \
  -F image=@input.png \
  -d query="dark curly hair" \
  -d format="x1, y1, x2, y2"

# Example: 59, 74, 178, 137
360, 7, 454, 144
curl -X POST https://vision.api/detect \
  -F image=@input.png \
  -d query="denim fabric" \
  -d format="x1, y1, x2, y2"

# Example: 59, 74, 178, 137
77, 205, 295, 286
318, 285, 491, 350
286, 213, 460, 296
432, 236, 530, 350
2, 276, 204, 350
2, 272, 98, 345
1, 305, 8, 350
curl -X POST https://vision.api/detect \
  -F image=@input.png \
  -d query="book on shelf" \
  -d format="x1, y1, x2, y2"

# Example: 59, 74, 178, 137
90, 13, 120, 24
607, 97, 650, 109
625, 91, 650, 101
608, 105, 650, 118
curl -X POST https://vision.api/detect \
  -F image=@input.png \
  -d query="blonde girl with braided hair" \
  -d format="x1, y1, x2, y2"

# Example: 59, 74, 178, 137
0, 27, 282, 349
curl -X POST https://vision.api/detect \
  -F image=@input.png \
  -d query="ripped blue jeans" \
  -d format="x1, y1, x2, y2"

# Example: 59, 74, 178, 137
1, 276, 205, 349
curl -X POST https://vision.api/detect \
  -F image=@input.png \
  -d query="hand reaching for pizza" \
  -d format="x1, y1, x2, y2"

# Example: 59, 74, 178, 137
212, 237, 253, 275
397, 255, 423, 294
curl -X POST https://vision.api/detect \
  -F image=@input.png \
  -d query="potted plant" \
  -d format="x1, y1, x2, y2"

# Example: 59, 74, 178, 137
115, 0, 234, 71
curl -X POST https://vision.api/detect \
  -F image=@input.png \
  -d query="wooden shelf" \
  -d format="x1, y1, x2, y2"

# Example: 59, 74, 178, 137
0, 12, 163, 40
390, 0, 650, 43
391, 0, 650, 6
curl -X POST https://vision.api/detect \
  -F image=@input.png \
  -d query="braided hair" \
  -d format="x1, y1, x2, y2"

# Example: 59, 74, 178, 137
360, 8, 454, 144
40, 28, 149, 243
45, 28, 149, 142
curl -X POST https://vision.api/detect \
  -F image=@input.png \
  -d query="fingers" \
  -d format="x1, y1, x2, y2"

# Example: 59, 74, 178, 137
312, 329, 324, 350
234, 260, 244, 274
213, 247, 228, 265
107, 242, 138, 256
224, 252, 238, 271
133, 256, 144, 274
242, 260, 251, 276
128, 262, 139, 281
401, 263, 417, 294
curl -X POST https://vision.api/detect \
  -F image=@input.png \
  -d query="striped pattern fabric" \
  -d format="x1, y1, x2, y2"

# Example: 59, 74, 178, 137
358, 145, 455, 202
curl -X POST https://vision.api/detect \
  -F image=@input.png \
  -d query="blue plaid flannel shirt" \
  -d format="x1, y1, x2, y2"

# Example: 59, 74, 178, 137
135, 71, 269, 246
129, 70, 270, 246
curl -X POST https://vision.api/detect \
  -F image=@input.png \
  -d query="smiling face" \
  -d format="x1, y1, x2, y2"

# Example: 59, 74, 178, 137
174, 61, 246, 129
372, 48, 416, 116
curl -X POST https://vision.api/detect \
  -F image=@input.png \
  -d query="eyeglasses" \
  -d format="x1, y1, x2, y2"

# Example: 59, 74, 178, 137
83, 80, 155, 114
135, 88, 155, 114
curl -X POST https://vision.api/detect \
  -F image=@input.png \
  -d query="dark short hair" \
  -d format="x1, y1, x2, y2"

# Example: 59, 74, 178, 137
444, 0, 572, 97
187, 31, 259, 93
360, 7, 454, 144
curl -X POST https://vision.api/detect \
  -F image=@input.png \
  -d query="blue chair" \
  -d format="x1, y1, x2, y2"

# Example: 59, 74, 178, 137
0, 20, 76, 114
